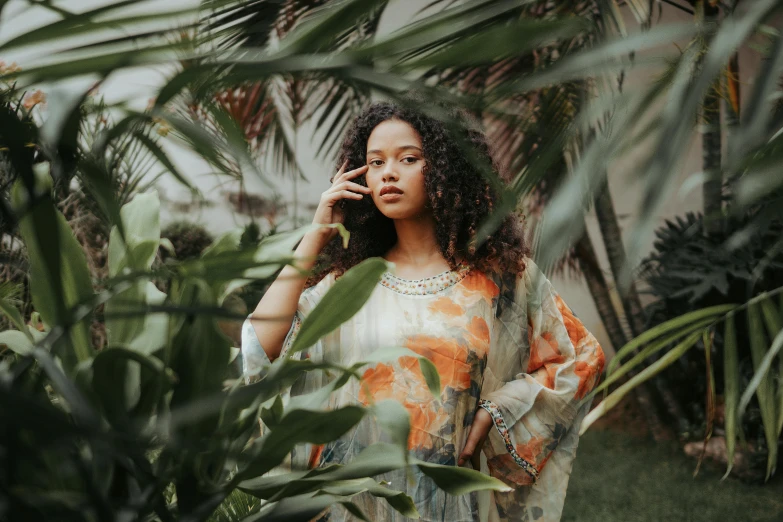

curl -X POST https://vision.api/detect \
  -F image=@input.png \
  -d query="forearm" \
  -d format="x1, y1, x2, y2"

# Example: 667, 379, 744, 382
249, 230, 329, 361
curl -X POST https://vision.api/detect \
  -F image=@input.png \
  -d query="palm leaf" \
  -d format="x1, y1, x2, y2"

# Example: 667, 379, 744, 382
722, 311, 740, 479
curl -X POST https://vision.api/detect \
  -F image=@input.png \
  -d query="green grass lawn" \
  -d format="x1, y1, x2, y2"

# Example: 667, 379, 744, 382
563, 430, 783, 522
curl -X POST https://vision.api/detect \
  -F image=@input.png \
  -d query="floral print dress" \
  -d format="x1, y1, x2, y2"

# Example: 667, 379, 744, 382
241, 257, 605, 522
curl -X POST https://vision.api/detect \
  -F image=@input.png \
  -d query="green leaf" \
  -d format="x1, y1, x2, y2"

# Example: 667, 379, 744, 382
289, 258, 390, 355
581, 331, 702, 434
722, 313, 740, 480
217, 224, 349, 303
131, 129, 196, 193
400, 18, 586, 69
338, 501, 371, 522
105, 193, 168, 352
356, 347, 442, 401
413, 460, 512, 495
607, 305, 734, 374
91, 347, 167, 424
239, 406, 367, 480
418, 357, 441, 401
168, 281, 231, 412
240, 457, 420, 518
592, 317, 715, 398
311, 443, 407, 481
259, 394, 284, 429
373, 399, 410, 453
108, 191, 161, 275
0, 1, 199, 53
0, 330, 35, 355
244, 494, 347, 522
759, 298, 783, 440
275, 0, 388, 57
746, 302, 779, 480
0, 282, 28, 335
315, 478, 418, 518
361, 0, 541, 60
12, 180, 94, 370
240, 443, 407, 497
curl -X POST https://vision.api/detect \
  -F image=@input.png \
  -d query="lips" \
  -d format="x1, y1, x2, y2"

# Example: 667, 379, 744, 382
379, 186, 403, 196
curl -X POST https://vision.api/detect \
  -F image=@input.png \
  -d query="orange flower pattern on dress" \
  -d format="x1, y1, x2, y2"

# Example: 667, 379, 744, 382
466, 316, 491, 357
240, 259, 605, 522
515, 436, 548, 468
480, 263, 606, 517
359, 360, 450, 450
527, 329, 565, 373
487, 453, 536, 487
360, 271, 497, 450
554, 294, 606, 400
427, 296, 464, 317
460, 270, 501, 303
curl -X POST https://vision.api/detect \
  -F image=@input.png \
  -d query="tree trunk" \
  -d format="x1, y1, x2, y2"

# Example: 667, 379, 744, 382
724, 51, 741, 232
702, 2, 724, 237
574, 230, 671, 442
574, 230, 627, 352
593, 176, 647, 338
593, 174, 689, 439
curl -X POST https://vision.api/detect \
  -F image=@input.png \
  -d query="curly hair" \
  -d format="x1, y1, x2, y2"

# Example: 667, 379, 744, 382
310, 101, 529, 284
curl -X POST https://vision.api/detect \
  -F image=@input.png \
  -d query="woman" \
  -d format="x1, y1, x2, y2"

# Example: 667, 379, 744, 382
242, 102, 605, 522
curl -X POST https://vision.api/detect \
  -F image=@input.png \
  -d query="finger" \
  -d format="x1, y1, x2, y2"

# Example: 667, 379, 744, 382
329, 190, 363, 202
331, 160, 348, 182
330, 181, 372, 194
458, 436, 480, 467
337, 160, 348, 176
336, 164, 368, 183
457, 447, 474, 467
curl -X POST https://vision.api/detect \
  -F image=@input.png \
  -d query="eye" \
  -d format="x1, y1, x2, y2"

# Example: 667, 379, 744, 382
402, 157, 419, 164
369, 159, 383, 167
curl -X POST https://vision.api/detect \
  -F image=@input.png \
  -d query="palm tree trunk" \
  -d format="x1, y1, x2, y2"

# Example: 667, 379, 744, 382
724, 51, 741, 232
593, 174, 689, 439
702, 82, 723, 236
574, 230, 671, 442
702, 2, 724, 237
574, 230, 627, 352
593, 175, 647, 337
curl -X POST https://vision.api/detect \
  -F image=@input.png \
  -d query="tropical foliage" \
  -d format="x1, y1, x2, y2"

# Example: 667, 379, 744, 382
577, 0, 783, 484
3, 3, 783, 522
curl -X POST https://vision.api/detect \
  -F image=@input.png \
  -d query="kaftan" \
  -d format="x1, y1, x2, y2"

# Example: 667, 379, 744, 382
241, 257, 605, 522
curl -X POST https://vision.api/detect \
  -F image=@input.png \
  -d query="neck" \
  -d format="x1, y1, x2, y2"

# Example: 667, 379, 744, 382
387, 213, 444, 266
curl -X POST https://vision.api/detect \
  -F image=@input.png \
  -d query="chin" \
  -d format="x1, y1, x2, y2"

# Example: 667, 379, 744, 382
377, 205, 426, 221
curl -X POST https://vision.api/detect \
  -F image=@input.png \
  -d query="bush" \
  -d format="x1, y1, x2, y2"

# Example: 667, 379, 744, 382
640, 210, 783, 480
161, 220, 215, 261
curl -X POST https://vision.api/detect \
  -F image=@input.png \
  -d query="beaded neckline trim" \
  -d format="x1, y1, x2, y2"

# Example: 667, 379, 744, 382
380, 264, 471, 295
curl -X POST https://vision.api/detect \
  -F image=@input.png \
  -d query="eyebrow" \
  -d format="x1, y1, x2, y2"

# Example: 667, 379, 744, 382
366, 145, 423, 155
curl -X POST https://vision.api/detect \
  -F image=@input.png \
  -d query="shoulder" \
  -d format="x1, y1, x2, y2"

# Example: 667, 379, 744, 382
307, 271, 336, 294
478, 256, 544, 314
480, 255, 537, 288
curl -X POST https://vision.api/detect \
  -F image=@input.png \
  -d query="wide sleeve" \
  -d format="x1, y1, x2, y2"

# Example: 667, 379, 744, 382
479, 259, 605, 488
241, 273, 334, 384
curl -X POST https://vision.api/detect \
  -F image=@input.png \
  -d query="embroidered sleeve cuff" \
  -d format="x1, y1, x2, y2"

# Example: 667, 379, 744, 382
242, 316, 271, 383
478, 398, 539, 483
281, 312, 302, 355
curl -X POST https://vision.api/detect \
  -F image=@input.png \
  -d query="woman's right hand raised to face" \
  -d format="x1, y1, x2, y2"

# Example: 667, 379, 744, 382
311, 161, 370, 240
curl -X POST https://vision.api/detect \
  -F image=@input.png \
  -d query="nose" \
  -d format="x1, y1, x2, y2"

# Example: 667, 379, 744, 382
382, 162, 398, 183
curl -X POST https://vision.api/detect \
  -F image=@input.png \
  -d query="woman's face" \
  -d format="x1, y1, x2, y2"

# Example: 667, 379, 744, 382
365, 119, 429, 220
